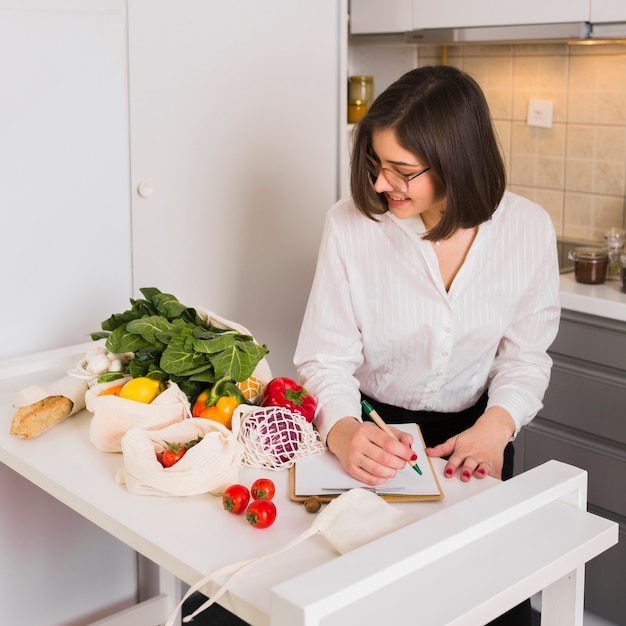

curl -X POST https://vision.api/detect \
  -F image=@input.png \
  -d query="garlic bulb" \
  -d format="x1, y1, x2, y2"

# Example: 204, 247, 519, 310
82, 347, 132, 376
85, 353, 112, 375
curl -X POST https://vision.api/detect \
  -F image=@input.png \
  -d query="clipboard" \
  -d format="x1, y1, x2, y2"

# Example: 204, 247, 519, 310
289, 423, 444, 502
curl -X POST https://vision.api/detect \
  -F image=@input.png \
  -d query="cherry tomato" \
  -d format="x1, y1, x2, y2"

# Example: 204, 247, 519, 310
222, 484, 250, 515
157, 438, 201, 468
162, 444, 186, 467
250, 478, 276, 501
246, 499, 277, 529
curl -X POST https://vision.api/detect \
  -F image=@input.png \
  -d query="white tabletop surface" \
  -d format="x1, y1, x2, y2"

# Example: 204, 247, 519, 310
560, 272, 626, 322
0, 343, 500, 625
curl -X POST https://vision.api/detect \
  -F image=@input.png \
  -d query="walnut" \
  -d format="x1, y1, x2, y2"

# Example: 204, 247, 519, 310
303, 495, 322, 513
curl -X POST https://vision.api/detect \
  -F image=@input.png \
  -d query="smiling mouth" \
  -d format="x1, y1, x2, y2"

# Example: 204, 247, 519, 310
386, 193, 408, 204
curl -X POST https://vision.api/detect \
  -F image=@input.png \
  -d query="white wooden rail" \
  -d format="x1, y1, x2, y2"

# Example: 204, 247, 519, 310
270, 460, 618, 626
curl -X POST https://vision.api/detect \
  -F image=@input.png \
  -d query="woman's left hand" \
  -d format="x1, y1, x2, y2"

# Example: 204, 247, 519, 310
425, 407, 515, 481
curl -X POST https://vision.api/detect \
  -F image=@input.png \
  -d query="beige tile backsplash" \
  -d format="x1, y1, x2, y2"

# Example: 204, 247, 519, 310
418, 43, 626, 243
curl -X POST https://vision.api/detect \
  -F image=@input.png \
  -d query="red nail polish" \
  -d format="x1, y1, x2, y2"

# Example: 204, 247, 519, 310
445, 468, 453, 476
411, 453, 418, 461
476, 468, 486, 476
462, 470, 471, 479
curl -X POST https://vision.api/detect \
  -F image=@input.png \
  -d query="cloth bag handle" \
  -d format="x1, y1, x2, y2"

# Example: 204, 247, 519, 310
164, 526, 319, 626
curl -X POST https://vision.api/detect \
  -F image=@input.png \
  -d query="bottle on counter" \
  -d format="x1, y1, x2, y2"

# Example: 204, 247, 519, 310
568, 246, 609, 285
603, 227, 626, 281
620, 253, 626, 294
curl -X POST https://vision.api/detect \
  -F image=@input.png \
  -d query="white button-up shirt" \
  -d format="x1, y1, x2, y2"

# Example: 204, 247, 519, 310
294, 191, 561, 443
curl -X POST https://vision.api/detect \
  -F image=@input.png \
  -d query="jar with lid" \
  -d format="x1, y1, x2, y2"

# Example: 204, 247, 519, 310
349, 76, 374, 109
568, 246, 609, 285
603, 227, 626, 280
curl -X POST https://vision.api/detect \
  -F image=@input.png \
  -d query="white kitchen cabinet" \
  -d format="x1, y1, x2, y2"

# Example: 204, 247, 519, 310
350, 0, 626, 36
410, 0, 589, 30
350, 0, 411, 34
350, 0, 594, 33
128, 0, 344, 378
1, 3, 345, 624
590, 0, 626, 23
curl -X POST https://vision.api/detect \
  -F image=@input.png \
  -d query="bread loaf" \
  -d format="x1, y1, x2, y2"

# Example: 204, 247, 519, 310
10, 395, 74, 439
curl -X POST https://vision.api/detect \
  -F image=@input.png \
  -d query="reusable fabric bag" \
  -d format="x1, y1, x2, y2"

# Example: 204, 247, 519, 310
86, 379, 192, 453
116, 418, 242, 497
164, 488, 413, 625
85, 306, 271, 453
13, 374, 89, 417
195, 305, 273, 384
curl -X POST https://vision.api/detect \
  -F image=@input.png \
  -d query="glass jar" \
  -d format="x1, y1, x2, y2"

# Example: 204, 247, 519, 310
603, 227, 626, 280
347, 99, 367, 123
568, 246, 609, 285
620, 253, 626, 294
349, 76, 374, 108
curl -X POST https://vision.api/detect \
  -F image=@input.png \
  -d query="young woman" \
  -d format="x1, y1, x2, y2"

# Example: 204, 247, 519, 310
294, 63, 560, 626
295, 64, 560, 489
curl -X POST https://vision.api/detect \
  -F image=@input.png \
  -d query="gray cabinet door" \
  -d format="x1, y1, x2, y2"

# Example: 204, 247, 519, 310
522, 309, 626, 625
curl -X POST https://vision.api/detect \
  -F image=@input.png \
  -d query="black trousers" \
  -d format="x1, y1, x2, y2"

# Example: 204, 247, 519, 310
362, 391, 532, 626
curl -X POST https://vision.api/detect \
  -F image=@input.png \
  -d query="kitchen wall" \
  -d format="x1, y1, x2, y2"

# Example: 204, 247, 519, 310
0, 3, 138, 624
417, 42, 626, 243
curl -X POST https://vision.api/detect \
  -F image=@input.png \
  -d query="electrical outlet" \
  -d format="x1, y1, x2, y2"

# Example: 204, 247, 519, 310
527, 99, 554, 128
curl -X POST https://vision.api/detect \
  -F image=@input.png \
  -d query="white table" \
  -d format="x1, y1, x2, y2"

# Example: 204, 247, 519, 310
0, 343, 618, 626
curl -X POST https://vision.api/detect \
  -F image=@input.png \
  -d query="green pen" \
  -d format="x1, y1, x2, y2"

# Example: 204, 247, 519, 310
361, 400, 423, 475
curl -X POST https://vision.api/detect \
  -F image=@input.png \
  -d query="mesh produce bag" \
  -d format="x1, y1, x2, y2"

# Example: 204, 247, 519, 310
232, 404, 325, 470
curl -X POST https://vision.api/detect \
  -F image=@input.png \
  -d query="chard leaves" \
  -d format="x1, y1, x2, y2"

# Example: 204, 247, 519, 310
91, 287, 269, 401
212, 339, 269, 382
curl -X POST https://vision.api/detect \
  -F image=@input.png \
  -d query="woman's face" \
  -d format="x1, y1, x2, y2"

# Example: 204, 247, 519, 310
370, 128, 446, 225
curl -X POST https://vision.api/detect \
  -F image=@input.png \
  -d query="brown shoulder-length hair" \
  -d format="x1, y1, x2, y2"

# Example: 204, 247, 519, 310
351, 65, 506, 242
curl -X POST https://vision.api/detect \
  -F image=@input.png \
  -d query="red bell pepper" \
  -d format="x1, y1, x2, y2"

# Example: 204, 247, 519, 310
260, 377, 316, 423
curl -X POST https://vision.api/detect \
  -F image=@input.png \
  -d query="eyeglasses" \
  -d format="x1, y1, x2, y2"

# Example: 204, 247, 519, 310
365, 154, 430, 194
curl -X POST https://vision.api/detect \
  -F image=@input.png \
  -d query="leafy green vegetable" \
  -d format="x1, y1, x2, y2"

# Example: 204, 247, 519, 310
90, 288, 269, 402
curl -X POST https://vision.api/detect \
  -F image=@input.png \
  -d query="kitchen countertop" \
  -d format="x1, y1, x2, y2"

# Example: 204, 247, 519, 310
560, 272, 626, 322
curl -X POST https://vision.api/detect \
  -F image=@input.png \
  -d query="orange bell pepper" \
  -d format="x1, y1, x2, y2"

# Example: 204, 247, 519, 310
196, 395, 240, 429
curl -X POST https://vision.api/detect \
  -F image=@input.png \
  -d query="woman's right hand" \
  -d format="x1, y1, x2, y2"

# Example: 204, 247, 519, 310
326, 416, 417, 486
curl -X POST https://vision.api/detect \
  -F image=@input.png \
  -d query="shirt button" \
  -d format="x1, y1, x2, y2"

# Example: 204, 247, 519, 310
424, 404, 432, 410
442, 351, 448, 356
444, 327, 451, 333
436, 371, 443, 377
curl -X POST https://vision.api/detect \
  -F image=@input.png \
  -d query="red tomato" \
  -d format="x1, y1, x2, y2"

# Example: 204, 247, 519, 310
250, 478, 276, 501
246, 500, 277, 529
162, 447, 186, 467
222, 484, 250, 515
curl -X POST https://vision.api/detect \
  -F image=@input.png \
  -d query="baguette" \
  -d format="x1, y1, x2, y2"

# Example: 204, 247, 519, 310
10, 395, 74, 439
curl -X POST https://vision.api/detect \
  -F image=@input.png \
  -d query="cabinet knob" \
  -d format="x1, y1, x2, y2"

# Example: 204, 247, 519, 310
137, 181, 154, 198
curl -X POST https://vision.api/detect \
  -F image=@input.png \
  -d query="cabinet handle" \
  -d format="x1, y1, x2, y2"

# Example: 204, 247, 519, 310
137, 181, 154, 198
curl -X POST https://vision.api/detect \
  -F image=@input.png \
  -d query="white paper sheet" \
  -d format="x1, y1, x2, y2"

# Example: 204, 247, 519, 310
294, 424, 442, 497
